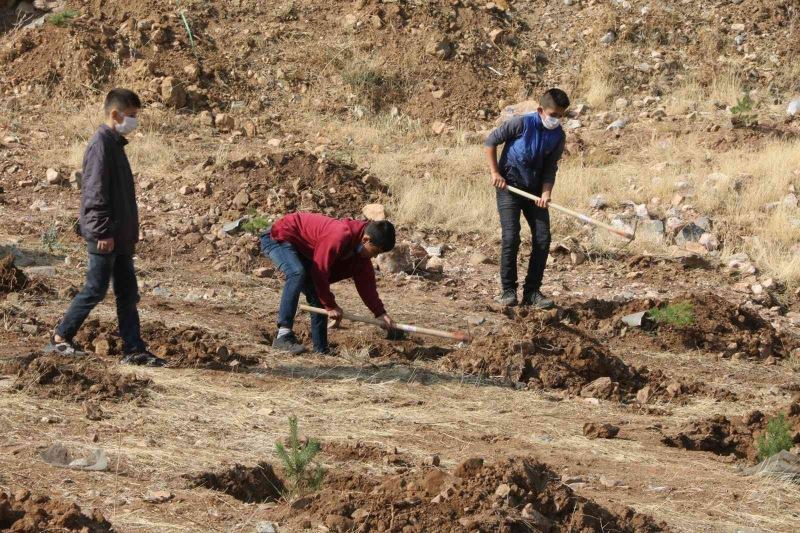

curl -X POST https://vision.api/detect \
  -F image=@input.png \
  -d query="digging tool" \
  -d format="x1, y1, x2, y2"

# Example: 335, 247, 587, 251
298, 304, 472, 343
506, 186, 636, 241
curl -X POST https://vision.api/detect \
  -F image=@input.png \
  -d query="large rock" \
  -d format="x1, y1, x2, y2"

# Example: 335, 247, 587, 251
675, 223, 705, 245
375, 244, 412, 274
580, 377, 618, 399
583, 422, 620, 439
743, 450, 800, 482
638, 219, 665, 242
161, 77, 187, 108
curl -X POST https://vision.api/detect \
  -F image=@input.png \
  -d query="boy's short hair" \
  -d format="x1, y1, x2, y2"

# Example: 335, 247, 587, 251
365, 220, 396, 252
104, 88, 141, 114
540, 88, 570, 110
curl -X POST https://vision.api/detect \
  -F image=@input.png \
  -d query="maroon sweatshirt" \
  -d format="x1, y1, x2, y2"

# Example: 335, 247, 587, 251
270, 212, 386, 317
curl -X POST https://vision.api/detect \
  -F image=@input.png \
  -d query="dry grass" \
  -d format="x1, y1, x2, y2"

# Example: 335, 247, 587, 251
581, 54, 616, 109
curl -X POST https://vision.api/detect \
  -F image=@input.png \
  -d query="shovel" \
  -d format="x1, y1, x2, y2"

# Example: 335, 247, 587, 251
507, 186, 636, 241
298, 304, 472, 343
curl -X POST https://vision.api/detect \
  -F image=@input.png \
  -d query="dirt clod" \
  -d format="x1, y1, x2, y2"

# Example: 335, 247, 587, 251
662, 404, 800, 462
584, 422, 620, 439
0, 490, 113, 532
184, 462, 285, 503
6, 353, 150, 402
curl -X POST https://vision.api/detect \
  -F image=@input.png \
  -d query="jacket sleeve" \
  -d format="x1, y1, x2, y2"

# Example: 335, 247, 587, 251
81, 142, 115, 240
541, 133, 565, 186
353, 261, 386, 317
309, 230, 349, 310
483, 116, 525, 147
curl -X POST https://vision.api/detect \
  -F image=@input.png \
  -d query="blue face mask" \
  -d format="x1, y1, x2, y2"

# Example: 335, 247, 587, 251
355, 244, 364, 254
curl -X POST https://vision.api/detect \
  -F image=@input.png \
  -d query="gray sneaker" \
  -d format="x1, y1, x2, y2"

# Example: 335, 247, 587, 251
44, 336, 86, 356
272, 332, 307, 355
521, 291, 555, 309
495, 289, 518, 307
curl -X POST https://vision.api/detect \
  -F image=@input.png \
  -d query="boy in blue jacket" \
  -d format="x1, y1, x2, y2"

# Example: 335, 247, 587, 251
484, 88, 570, 308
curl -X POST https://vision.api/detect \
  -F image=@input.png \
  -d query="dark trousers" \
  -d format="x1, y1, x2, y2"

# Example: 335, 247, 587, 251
496, 187, 551, 294
260, 233, 328, 352
55, 252, 145, 353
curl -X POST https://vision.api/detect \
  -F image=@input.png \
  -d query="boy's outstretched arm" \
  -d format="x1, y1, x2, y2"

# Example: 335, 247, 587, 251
353, 263, 395, 329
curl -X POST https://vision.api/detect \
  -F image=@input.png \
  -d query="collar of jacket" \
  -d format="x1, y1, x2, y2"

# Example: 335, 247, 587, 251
99, 124, 129, 147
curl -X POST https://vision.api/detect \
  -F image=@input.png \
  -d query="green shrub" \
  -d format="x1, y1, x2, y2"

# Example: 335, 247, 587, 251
756, 413, 793, 462
647, 302, 695, 328
241, 216, 271, 234
730, 95, 757, 127
275, 416, 325, 497
47, 10, 79, 27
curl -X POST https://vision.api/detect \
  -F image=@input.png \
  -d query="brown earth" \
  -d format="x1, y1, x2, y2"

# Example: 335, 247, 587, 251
0, 490, 113, 532
441, 307, 731, 404
71, 319, 259, 370
273, 456, 668, 532
563, 292, 796, 360
3, 352, 150, 402
662, 402, 800, 463
183, 462, 284, 504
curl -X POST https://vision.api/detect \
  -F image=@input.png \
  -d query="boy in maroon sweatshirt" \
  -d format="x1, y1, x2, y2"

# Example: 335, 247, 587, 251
260, 212, 397, 354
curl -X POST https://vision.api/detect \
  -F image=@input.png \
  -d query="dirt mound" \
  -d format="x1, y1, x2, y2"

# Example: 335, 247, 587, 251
662, 403, 800, 463
4, 352, 150, 402
0, 490, 113, 532
323, 441, 410, 467
442, 309, 724, 403
276, 456, 666, 532
565, 293, 795, 360
0, 255, 33, 297
331, 328, 451, 361
73, 319, 258, 370
183, 462, 284, 503
218, 150, 388, 219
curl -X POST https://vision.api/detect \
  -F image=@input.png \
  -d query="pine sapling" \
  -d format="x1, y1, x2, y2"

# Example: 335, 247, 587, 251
275, 416, 325, 497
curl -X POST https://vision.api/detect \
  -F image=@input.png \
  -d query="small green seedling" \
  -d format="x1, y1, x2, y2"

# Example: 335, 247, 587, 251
756, 413, 794, 462
275, 416, 325, 497
41, 225, 62, 253
730, 94, 757, 127
47, 10, 79, 27
241, 216, 271, 234
647, 302, 695, 328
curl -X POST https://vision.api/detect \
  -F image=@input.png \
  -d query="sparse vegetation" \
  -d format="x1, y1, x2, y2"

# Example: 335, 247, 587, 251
756, 413, 794, 462
40, 225, 62, 253
275, 416, 325, 497
342, 65, 405, 112
242, 216, 271, 235
647, 302, 695, 328
47, 10, 79, 27
730, 95, 757, 128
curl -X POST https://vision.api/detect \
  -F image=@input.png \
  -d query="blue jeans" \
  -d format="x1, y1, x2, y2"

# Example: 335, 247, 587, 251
55, 252, 145, 353
260, 233, 328, 352
496, 187, 551, 294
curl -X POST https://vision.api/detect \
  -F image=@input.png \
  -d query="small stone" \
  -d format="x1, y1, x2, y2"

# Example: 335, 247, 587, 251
45, 168, 62, 185
636, 385, 652, 404
600, 31, 616, 44
93, 338, 112, 356
179, 185, 194, 195
489, 28, 506, 45
751, 284, 763, 296
84, 401, 103, 421
215, 113, 235, 132
198, 110, 214, 126
255, 522, 278, 533
362, 203, 386, 221
431, 121, 447, 135
232, 190, 251, 210
431, 89, 446, 99
599, 476, 625, 488
267, 138, 282, 148
426, 256, 444, 273
454, 457, 484, 478
161, 77, 187, 108
143, 490, 173, 504
324, 515, 354, 533
698, 233, 719, 251
469, 253, 492, 266
195, 182, 212, 196
589, 195, 607, 209
788, 99, 800, 117
494, 483, 511, 498
243, 121, 258, 138
253, 267, 273, 278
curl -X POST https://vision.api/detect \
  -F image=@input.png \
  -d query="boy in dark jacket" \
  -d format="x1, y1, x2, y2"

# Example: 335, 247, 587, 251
261, 212, 397, 354
45, 89, 165, 367
484, 88, 570, 309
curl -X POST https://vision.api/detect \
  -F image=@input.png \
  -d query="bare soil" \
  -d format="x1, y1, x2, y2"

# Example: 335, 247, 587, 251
0, 490, 113, 532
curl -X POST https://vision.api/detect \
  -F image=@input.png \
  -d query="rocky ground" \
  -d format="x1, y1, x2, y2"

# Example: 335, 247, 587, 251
1, 0, 800, 532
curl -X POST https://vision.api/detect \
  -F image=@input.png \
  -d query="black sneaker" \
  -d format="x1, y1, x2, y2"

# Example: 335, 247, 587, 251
521, 291, 555, 310
272, 332, 307, 355
121, 350, 167, 367
495, 289, 518, 307
44, 336, 86, 356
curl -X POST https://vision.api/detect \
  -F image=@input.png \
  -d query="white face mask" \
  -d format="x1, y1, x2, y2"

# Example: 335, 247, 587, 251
542, 115, 561, 130
115, 116, 138, 135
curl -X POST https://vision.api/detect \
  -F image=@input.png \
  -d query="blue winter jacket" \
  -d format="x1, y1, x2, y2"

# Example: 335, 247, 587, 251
484, 113, 566, 194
